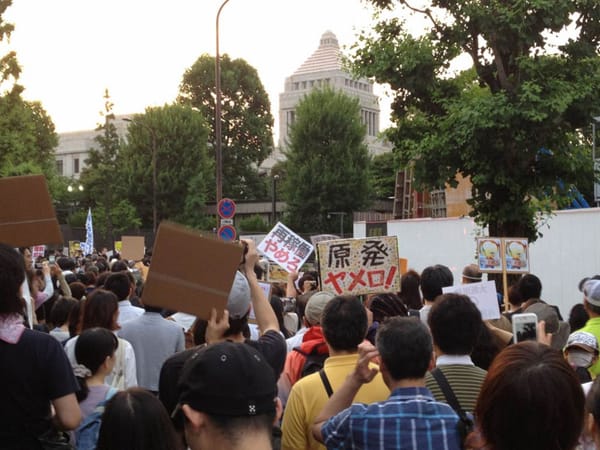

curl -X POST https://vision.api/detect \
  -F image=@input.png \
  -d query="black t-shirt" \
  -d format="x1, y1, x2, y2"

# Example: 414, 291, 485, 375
0, 329, 79, 442
159, 330, 286, 421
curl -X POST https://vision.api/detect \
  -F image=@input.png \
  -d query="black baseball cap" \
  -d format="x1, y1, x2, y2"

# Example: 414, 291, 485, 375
177, 341, 277, 417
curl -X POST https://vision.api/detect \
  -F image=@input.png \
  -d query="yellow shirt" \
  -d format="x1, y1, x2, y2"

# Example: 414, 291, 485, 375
281, 353, 390, 450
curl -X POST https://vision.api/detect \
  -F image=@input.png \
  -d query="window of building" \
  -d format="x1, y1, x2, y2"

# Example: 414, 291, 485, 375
56, 160, 63, 176
73, 158, 80, 174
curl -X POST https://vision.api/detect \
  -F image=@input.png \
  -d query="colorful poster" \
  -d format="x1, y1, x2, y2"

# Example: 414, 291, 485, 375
317, 236, 400, 296
477, 238, 502, 272
257, 222, 314, 273
68, 241, 81, 257
442, 281, 500, 320
505, 238, 529, 273
114, 241, 122, 253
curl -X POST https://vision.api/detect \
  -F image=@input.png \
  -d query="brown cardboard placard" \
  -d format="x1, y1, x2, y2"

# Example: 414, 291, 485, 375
121, 236, 145, 261
142, 222, 244, 320
0, 175, 63, 247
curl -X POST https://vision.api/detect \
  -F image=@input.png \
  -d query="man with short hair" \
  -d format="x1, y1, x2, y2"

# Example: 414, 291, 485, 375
425, 293, 487, 412
178, 341, 282, 450
420, 264, 454, 323
281, 296, 389, 450
105, 271, 143, 326
312, 317, 461, 449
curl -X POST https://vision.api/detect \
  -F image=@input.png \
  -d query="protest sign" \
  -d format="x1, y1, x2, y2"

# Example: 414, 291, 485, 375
317, 236, 400, 296
257, 222, 313, 273
121, 236, 145, 261
505, 238, 529, 273
142, 222, 244, 320
442, 280, 500, 320
0, 175, 63, 247
68, 241, 80, 257
32, 245, 46, 260
268, 264, 288, 283
477, 238, 502, 272
310, 234, 340, 246
114, 241, 122, 253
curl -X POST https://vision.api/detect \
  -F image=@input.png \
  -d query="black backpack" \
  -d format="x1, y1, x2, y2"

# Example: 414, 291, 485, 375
293, 342, 329, 378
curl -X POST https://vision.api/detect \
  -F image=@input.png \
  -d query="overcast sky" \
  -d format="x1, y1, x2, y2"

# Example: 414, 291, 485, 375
5, 0, 403, 142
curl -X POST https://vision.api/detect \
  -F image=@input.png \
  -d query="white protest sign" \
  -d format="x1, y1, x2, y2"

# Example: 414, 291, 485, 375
442, 280, 500, 320
317, 236, 400, 296
257, 222, 314, 273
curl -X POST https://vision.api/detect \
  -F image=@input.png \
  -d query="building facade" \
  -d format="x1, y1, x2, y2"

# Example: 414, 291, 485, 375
272, 30, 389, 166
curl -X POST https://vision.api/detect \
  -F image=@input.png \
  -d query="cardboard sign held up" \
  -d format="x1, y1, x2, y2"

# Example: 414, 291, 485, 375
121, 236, 145, 261
442, 281, 500, 320
142, 222, 244, 320
0, 175, 63, 247
317, 236, 400, 296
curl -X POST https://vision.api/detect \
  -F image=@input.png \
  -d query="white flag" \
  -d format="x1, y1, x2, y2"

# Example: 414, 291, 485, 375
82, 208, 94, 255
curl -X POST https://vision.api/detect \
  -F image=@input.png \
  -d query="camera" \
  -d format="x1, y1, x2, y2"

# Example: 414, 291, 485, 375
281, 297, 296, 314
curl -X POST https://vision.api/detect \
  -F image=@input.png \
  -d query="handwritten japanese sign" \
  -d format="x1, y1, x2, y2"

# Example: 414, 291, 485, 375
257, 222, 314, 273
442, 281, 500, 320
317, 236, 400, 296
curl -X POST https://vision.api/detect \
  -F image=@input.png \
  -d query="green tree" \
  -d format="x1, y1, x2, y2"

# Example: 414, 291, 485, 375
178, 54, 274, 201
283, 87, 371, 233
79, 90, 130, 242
352, 0, 600, 240
369, 152, 396, 200
0, 1, 58, 184
120, 103, 212, 229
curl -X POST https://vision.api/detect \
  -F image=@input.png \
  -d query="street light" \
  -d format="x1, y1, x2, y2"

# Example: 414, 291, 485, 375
271, 174, 279, 226
123, 118, 158, 234
67, 184, 83, 193
327, 211, 347, 238
215, 0, 231, 207
592, 116, 600, 207
67, 184, 84, 217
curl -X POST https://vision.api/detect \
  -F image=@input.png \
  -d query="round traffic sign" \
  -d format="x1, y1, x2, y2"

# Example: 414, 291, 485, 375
217, 198, 236, 219
218, 225, 237, 241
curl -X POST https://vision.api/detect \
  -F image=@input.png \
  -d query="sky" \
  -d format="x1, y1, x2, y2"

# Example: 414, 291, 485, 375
4, 0, 404, 143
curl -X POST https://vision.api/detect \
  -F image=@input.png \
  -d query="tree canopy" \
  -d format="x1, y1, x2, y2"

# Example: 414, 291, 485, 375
283, 87, 371, 233
178, 53, 274, 201
351, 0, 600, 240
0, 0, 58, 184
119, 103, 212, 229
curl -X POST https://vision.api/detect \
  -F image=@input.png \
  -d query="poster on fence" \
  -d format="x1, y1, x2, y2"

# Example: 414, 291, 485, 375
257, 222, 314, 273
317, 236, 400, 296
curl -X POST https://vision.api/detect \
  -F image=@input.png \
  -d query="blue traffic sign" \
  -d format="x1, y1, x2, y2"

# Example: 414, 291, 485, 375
218, 225, 237, 241
217, 198, 236, 219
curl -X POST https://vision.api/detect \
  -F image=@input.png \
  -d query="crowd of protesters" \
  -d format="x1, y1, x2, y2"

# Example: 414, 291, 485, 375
3, 240, 600, 449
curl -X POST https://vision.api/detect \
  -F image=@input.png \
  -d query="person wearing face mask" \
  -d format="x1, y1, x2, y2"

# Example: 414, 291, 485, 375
564, 331, 599, 384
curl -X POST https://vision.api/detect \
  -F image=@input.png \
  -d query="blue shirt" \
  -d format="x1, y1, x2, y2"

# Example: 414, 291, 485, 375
321, 386, 461, 450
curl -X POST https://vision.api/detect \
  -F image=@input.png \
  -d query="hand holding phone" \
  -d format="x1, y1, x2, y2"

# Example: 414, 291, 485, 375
512, 313, 538, 344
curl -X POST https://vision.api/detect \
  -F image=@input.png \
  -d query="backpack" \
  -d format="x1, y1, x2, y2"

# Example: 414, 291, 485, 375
75, 387, 118, 450
293, 341, 329, 378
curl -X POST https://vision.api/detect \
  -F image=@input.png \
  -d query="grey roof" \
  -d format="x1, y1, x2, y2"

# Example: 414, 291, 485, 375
293, 30, 342, 76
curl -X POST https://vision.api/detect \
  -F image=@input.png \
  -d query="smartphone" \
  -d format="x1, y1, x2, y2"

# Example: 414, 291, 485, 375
512, 313, 538, 344
49, 255, 55, 263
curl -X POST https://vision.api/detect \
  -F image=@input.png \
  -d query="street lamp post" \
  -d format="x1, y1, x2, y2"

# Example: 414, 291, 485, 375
327, 211, 347, 238
67, 184, 84, 217
123, 118, 158, 234
215, 0, 231, 207
272, 174, 279, 226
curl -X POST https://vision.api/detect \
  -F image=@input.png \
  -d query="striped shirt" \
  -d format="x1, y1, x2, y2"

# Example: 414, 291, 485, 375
424, 363, 487, 413
321, 387, 461, 450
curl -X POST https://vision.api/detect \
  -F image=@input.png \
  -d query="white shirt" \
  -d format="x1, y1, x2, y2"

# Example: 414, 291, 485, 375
286, 327, 308, 352
117, 300, 144, 326
64, 334, 138, 388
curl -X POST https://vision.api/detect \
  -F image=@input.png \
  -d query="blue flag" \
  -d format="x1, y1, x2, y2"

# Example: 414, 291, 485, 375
82, 208, 94, 255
